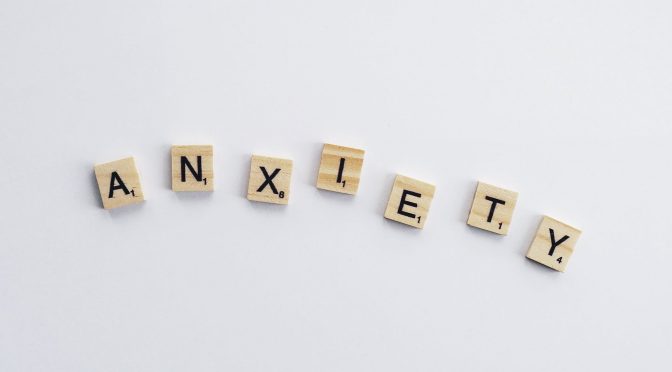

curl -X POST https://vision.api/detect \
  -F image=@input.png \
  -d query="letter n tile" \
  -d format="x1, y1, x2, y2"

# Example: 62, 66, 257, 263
171, 145, 214, 192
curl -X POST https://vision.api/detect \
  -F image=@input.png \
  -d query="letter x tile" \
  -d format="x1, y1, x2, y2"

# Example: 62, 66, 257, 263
247, 154, 293, 204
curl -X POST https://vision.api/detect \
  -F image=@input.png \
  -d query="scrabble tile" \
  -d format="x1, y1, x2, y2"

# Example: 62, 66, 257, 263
171, 145, 214, 192
383, 175, 435, 229
526, 216, 582, 272
316, 143, 365, 195
247, 155, 293, 204
94, 157, 145, 209
466, 181, 518, 235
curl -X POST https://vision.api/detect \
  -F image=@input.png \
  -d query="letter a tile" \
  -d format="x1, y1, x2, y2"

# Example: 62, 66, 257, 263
316, 143, 365, 195
467, 181, 518, 235
526, 216, 582, 272
171, 145, 214, 192
384, 175, 435, 229
94, 157, 145, 209
247, 155, 293, 204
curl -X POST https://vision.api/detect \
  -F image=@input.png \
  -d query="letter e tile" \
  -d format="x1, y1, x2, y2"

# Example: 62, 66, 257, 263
383, 175, 435, 229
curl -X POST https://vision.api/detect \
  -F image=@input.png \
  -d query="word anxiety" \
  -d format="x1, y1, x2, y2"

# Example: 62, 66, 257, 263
93, 143, 582, 273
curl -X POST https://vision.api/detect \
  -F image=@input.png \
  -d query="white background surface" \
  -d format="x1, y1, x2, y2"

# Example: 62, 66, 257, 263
1, 1, 671, 371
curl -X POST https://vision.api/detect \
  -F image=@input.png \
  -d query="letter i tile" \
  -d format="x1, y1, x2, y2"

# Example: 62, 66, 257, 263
316, 143, 365, 195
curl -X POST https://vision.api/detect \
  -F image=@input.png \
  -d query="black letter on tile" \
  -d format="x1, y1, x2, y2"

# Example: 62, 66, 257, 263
108, 171, 130, 198
336, 158, 346, 184
484, 196, 506, 222
181, 156, 203, 182
398, 190, 421, 219
548, 228, 570, 256
257, 167, 281, 194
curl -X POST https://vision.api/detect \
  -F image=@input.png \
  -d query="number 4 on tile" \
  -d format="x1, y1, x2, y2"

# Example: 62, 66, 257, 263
526, 216, 582, 272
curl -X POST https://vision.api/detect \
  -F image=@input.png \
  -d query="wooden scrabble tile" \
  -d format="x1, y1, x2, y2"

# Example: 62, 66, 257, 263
171, 145, 214, 192
247, 155, 293, 204
316, 143, 365, 195
383, 175, 435, 229
94, 157, 145, 209
466, 181, 518, 235
526, 216, 582, 272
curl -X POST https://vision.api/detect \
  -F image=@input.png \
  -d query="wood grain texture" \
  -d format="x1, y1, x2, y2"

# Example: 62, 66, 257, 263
171, 145, 214, 192
526, 216, 582, 272
466, 181, 518, 235
316, 143, 365, 195
94, 157, 145, 209
247, 154, 293, 205
383, 175, 435, 229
